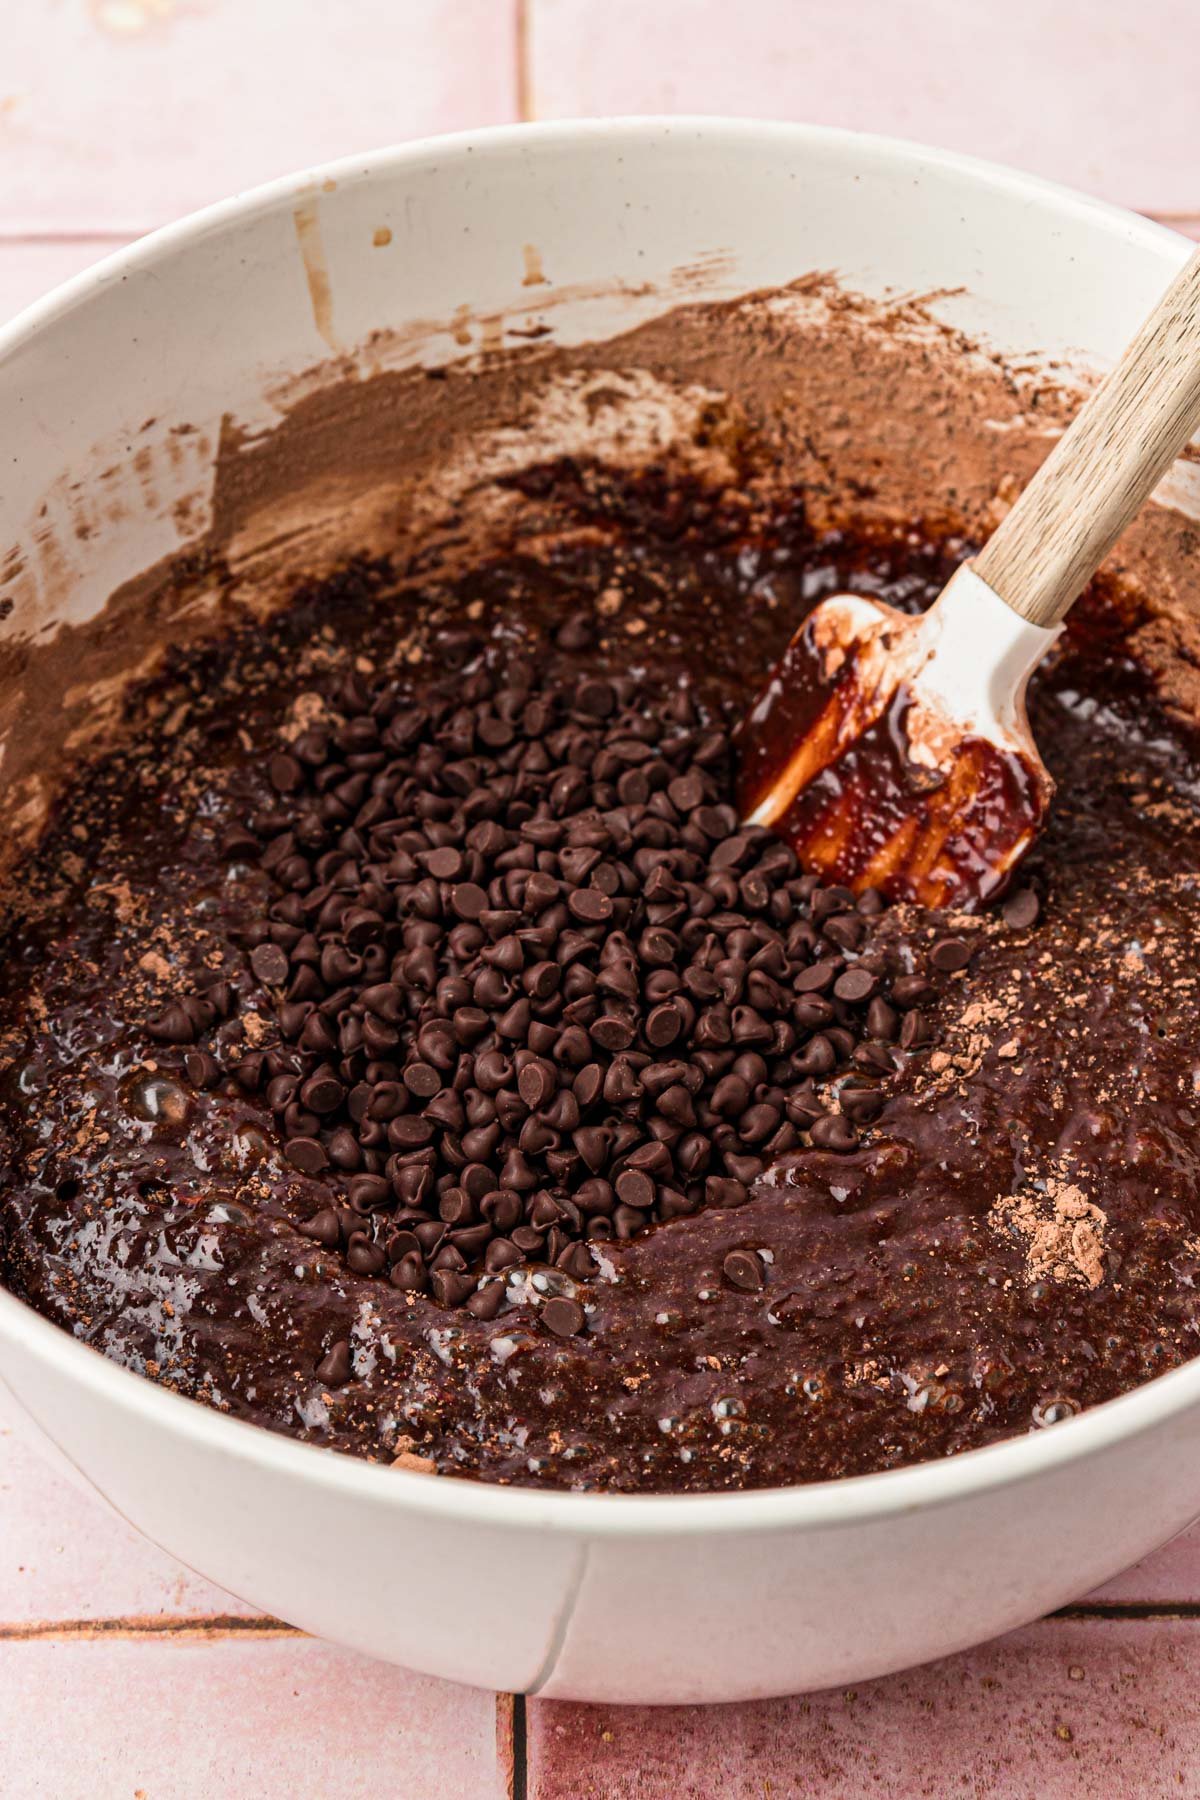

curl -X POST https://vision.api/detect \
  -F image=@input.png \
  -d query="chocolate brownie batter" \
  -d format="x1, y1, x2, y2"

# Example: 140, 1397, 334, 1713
2, 468, 1199, 1492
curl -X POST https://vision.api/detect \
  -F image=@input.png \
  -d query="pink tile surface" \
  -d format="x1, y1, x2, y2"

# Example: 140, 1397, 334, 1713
0, 1637, 501, 1800
0, 1389, 257, 1624
527, 1619, 1200, 1798
1, 0, 519, 232
526, 0, 1200, 214
1089, 1520, 1200, 1604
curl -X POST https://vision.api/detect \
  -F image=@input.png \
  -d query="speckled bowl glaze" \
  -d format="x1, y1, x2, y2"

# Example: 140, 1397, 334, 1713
2, 121, 1199, 1704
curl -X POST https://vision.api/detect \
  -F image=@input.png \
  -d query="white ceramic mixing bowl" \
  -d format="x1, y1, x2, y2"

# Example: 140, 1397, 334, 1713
1, 120, 1199, 1705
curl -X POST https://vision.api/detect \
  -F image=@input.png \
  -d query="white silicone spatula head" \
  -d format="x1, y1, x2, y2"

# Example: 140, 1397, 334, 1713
737, 247, 1200, 910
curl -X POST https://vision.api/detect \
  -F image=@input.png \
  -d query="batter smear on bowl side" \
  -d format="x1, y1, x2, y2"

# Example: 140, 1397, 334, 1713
3, 453, 1200, 1492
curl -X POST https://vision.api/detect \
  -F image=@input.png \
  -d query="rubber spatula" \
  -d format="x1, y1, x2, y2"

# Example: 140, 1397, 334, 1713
736, 248, 1200, 910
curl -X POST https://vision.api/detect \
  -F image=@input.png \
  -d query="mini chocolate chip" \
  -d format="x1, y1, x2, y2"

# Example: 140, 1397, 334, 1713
568, 887, 613, 923
723, 1249, 764, 1291
577, 677, 615, 717
184, 1050, 221, 1089
668, 771, 705, 811
323, 1129, 358, 1178
391, 1252, 428, 1292
705, 1176, 748, 1208
615, 1168, 655, 1209
300, 1073, 345, 1114
794, 1034, 835, 1075
450, 882, 487, 921
625, 1140, 672, 1176
710, 1073, 750, 1117
739, 1103, 781, 1144
250, 942, 290, 985
785, 1086, 823, 1129
432, 1269, 476, 1306
146, 1003, 196, 1045
591, 1015, 635, 1052
645, 1002, 683, 1047
424, 846, 464, 880
890, 974, 936, 1009
347, 1236, 386, 1275
839, 1083, 885, 1125
299, 1207, 341, 1246
269, 752, 303, 794
930, 935, 974, 972
465, 1282, 505, 1320
866, 997, 899, 1041
792, 995, 834, 1030
793, 959, 840, 994
486, 1237, 522, 1272
823, 914, 865, 952
316, 1341, 353, 1386
221, 824, 261, 859
518, 1061, 558, 1109
542, 1296, 585, 1337
386, 1230, 421, 1263
1002, 886, 1041, 929
833, 966, 877, 1003
285, 1135, 329, 1173
403, 1061, 442, 1098
556, 614, 593, 650
438, 1187, 474, 1227
809, 1113, 858, 1151
556, 1241, 595, 1279
349, 1173, 391, 1210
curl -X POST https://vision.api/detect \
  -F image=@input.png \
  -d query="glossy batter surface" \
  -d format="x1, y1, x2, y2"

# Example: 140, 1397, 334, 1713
2, 474, 1200, 1491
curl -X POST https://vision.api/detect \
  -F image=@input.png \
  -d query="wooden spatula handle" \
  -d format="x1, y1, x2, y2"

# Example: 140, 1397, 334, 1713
974, 247, 1200, 628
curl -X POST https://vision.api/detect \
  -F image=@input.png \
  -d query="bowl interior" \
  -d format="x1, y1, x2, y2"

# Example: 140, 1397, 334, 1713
2, 121, 1200, 1538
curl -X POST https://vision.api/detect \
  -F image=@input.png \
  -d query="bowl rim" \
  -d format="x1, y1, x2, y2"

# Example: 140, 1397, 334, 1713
0, 113, 1188, 360
2, 114, 1198, 1539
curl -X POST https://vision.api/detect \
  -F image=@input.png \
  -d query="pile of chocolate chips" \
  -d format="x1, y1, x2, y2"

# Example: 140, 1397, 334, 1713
151, 620, 952, 1319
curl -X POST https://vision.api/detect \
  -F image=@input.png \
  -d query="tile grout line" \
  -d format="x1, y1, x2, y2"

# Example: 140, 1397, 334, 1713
0, 1613, 303, 1642
1, 1598, 1198, 1641
512, 1692, 528, 1800
1053, 1601, 1200, 1621
494, 1692, 526, 1800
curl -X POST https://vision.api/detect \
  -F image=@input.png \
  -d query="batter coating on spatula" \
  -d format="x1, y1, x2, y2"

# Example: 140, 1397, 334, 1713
737, 570, 1053, 907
